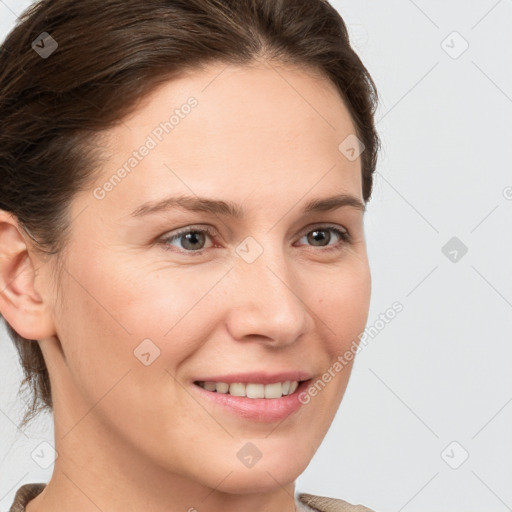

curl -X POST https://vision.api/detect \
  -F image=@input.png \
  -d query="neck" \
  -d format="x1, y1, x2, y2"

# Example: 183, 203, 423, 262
27, 412, 299, 512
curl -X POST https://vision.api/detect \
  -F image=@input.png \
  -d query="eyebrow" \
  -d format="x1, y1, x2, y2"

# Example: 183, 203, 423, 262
129, 193, 366, 219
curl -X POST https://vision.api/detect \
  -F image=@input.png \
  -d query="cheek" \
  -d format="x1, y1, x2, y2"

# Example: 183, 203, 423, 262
311, 263, 371, 356
117, 263, 229, 350
53, 258, 213, 439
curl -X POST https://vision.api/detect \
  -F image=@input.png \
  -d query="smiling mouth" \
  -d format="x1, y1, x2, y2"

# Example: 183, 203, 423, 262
194, 380, 302, 399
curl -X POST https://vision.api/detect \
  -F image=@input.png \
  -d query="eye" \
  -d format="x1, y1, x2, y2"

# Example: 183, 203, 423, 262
296, 225, 351, 250
158, 224, 351, 255
159, 226, 216, 253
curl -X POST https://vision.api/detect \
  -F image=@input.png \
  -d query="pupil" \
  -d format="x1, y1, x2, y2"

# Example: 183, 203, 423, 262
183, 231, 205, 250
309, 230, 329, 246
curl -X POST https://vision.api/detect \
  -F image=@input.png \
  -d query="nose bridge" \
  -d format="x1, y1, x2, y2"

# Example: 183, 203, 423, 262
224, 239, 311, 345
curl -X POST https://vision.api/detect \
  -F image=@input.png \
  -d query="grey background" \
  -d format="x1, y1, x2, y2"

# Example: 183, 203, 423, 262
1, 1, 511, 511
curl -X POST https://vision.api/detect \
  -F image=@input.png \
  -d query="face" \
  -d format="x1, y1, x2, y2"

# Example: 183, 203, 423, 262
39, 60, 371, 495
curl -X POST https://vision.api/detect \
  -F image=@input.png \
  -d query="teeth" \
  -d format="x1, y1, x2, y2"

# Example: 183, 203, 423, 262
216, 382, 229, 394
264, 382, 283, 399
246, 383, 265, 399
229, 383, 246, 397
197, 380, 301, 399
203, 381, 217, 392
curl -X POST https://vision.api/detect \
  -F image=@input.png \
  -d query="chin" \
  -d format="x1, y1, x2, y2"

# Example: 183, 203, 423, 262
200, 443, 313, 494
211, 464, 305, 494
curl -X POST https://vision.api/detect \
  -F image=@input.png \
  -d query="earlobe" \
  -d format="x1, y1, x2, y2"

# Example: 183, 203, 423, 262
0, 210, 56, 340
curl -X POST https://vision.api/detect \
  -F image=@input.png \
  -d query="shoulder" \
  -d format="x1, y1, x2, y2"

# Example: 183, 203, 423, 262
8, 484, 379, 512
9, 483, 46, 512
298, 492, 377, 512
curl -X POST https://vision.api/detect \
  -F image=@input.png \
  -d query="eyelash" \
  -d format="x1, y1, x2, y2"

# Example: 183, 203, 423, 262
158, 224, 351, 255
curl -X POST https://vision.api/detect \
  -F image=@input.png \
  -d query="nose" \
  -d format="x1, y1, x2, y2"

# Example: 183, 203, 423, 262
223, 247, 312, 347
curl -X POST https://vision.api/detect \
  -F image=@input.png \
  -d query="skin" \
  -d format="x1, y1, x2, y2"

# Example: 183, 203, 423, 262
0, 59, 371, 512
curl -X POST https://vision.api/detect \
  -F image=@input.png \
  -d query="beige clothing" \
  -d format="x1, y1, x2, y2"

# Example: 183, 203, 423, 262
9, 483, 376, 512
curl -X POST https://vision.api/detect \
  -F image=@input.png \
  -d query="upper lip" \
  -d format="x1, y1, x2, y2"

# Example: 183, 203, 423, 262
193, 371, 312, 385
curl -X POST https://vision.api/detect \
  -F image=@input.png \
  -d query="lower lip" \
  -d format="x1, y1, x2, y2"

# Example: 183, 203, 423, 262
192, 381, 311, 422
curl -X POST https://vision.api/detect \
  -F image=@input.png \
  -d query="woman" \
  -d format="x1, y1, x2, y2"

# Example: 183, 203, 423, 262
0, 0, 380, 510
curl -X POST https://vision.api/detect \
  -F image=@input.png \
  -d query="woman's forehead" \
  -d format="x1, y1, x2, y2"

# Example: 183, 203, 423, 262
85, 62, 362, 215
109, 61, 355, 146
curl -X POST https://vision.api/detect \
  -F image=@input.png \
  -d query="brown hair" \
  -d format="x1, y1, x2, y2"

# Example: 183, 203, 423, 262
0, 0, 379, 427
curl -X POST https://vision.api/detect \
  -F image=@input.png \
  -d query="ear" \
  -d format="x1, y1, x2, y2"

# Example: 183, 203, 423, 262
0, 210, 57, 340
